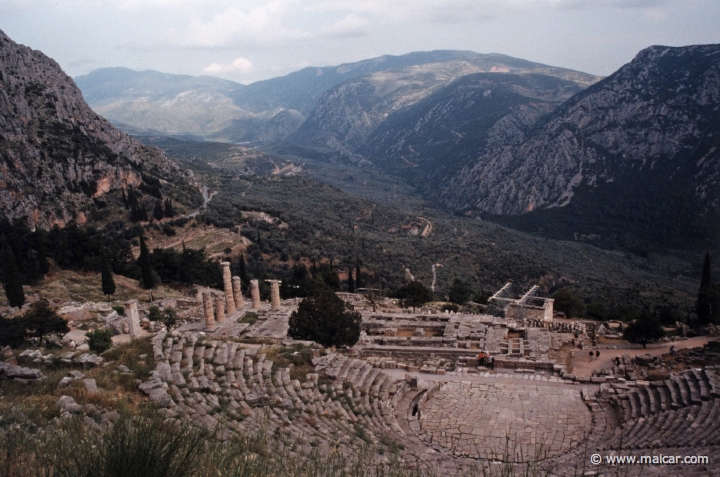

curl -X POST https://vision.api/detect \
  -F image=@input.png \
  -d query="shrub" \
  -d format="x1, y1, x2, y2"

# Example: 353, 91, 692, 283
87, 328, 114, 353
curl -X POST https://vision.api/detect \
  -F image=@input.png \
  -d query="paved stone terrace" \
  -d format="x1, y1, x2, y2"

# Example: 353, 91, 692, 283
415, 380, 592, 462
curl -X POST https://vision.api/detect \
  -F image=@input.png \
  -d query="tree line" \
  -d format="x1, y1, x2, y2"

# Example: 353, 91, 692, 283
0, 218, 222, 308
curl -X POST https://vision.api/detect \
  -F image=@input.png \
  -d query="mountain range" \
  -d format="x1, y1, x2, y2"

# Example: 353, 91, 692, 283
4, 26, 718, 254
441, 44, 720, 251
75, 51, 600, 145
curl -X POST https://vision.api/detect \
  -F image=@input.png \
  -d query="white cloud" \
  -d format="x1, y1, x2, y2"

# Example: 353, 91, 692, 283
203, 57, 254, 74
160, 2, 311, 49
319, 13, 370, 37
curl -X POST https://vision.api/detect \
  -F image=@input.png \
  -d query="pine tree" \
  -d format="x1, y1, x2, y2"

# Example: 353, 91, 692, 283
101, 254, 116, 301
21, 299, 69, 347
288, 285, 361, 347
138, 235, 156, 289
347, 265, 355, 293
1, 238, 25, 308
121, 189, 128, 208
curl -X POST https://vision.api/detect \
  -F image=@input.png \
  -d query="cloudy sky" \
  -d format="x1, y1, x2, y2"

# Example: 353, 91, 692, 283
1, 0, 719, 84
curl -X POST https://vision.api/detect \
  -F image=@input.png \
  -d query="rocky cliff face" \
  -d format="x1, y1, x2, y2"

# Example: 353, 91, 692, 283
292, 54, 600, 159
0, 30, 195, 227
442, 45, 720, 216
362, 73, 585, 185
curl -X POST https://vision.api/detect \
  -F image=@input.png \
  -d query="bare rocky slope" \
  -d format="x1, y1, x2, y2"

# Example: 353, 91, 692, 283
291, 54, 600, 160
439, 44, 720, 250
361, 72, 585, 186
0, 30, 198, 228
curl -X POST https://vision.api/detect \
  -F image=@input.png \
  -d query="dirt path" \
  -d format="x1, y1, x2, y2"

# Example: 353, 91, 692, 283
570, 336, 713, 376
418, 216, 433, 237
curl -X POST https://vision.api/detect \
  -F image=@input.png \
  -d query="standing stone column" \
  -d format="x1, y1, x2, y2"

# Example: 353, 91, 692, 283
202, 292, 216, 332
215, 295, 226, 324
267, 280, 281, 311
250, 279, 261, 309
221, 262, 236, 315
232, 276, 244, 308
125, 299, 141, 339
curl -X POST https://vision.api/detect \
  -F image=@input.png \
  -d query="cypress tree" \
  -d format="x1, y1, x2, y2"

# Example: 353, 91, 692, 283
36, 231, 49, 276
355, 261, 363, 289
153, 200, 164, 221
164, 198, 174, 218
697, 252, 718, 325
138, 235, 156, 289
347, 265, 355, 293
1, 238, 25, 308
101, 254, 116, 301
237, 253, 248, 286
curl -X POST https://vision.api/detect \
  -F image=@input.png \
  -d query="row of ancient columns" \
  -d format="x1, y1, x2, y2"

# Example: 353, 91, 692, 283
124, 263, 284, 337
201, 262, 282, 332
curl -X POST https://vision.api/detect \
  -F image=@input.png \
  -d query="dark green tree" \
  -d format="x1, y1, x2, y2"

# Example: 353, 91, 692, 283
35, 230, 50, 276
236, 253, 249, 287
473, 290, 492, 305
86, 328, 113, 353
396, 280, 433, 311
355, 261, 363, 289
316, 262, 340, 290
288, 285, 361, 347
153, 200, 164, 221
347, 266, 355, 293
20, 299, 69, 347
623, 310, 665, 345
586, 302, 608, 321
164, 198, 174, 218
1, 238, 25, 308
696, 252, 719, 326
552, 288, 586, 318
101, 254, 116, 301
448, 278, 473, 304
0, 317, 26, 348
138, 235, 157, 289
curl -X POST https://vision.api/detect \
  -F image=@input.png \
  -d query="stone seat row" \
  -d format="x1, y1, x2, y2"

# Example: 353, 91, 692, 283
611, 369, 715, 423
599, 368, 720, 453
149, 335, 413, 460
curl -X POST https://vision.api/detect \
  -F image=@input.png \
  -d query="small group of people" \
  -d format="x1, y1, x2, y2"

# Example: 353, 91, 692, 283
477, 351, 495, 369
588, 349, 601, 361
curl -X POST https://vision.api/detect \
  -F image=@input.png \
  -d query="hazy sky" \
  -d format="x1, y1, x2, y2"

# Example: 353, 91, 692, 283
1, 0, 719, 84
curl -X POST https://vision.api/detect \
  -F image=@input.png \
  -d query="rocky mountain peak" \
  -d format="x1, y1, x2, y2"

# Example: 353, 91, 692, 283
0, 29, 195, 228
